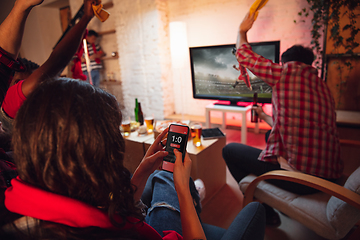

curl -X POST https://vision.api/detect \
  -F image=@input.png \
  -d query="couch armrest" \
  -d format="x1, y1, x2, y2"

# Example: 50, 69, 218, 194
339, 139, 360, 147
243, 170, 360, 210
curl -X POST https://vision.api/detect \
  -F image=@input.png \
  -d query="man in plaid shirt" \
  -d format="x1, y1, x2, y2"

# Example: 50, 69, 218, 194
222, 12, 343, 226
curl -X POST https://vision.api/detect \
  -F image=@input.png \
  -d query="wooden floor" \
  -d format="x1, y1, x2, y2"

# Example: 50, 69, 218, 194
199, 128, 327, 240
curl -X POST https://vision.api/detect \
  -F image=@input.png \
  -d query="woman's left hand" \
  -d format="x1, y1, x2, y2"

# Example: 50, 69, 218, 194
136, 128, 169, 176
131, 128, 169, 201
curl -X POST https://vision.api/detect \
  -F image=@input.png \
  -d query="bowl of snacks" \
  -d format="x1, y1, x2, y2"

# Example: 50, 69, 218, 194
153, 120, 190, 139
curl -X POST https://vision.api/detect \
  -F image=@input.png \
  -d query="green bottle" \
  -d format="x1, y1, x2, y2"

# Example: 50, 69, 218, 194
135, 98, 139, 122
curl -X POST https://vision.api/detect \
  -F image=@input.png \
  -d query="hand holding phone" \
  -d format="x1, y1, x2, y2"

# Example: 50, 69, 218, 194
162, 124, 189, 172
173, 149, 192, 192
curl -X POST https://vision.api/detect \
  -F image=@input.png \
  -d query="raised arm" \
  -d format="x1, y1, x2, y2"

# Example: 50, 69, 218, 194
236, 12, 255, 49
235, 12, 282, 87
173, 150, 206, 240
21, 0, 97, 97
0, 0, 44, 59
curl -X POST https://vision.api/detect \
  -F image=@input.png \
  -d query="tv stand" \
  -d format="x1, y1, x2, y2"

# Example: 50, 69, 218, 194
214, 101, 252, 107
205, 103, 259, 144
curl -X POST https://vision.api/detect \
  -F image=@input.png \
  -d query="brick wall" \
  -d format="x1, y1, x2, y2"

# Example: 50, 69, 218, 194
112, 0, 173, 120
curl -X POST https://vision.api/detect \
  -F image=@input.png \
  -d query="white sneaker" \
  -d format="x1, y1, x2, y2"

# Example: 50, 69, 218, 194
194, 179, 206, 202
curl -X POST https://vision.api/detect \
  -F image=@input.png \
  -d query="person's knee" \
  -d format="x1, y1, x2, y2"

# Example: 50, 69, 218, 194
245, 202, 265, 217
153, 170, 173, 181
240, 202, 266, 240
222, 143, 244, 162
146, 207, 182, 237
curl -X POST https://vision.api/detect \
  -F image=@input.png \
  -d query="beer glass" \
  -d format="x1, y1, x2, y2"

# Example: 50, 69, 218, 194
190, 122, 202, 147
121, 120, 131, 137
145, 116, 154, 134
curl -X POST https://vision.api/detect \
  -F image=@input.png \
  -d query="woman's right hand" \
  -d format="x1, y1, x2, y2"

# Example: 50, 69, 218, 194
173, 149, 207, 240
173, 149, 192, 193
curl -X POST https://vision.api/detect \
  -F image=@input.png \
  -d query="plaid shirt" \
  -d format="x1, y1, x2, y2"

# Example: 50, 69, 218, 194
236, 43, 343, 179
0, 47, 25, 105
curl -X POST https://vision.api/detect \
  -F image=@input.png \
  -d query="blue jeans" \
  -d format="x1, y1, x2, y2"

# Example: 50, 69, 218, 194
142, 170, 265, 240
83, 69, 101, 87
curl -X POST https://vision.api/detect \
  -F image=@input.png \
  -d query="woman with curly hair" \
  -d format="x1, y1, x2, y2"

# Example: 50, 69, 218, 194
1, 79, 181, 239
1, 78, 266, 240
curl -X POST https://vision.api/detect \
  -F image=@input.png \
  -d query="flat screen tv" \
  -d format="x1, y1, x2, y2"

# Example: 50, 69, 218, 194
189, 41, 280, 105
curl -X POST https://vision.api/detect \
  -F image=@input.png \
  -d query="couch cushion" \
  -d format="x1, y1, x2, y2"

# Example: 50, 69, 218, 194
326, 167, 360, 239
240, 174, 337, 239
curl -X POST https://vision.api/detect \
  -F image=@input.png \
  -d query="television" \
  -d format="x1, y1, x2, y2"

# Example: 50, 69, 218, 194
189, 41, 280, 105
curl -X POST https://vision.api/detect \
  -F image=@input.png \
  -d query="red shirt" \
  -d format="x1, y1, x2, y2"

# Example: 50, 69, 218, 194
1, 80, 26, 118
5, 177, 183, 240
0, 46, 25, 105
236, 43, 343, 179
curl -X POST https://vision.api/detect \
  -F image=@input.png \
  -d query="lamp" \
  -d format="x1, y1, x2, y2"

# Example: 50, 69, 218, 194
170, 22, 188, 118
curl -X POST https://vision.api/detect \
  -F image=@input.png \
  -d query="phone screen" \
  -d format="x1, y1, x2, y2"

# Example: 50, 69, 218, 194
162, 124, 189, 172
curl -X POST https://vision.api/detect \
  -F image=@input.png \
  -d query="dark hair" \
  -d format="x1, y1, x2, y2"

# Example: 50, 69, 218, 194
10, 58, 40, 87
0, 130, 11, 152
281, 45, 315, 65
88, 30, 99, 37
11, 79, 143, 239
18, 58, 40, 72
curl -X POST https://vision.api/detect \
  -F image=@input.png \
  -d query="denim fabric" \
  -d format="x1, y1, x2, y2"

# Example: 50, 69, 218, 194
83, 69, 100, 87
200, 203, 265, 240
221, 202, 265, 240
142, 170, 266, 240
142, 170, 201, 237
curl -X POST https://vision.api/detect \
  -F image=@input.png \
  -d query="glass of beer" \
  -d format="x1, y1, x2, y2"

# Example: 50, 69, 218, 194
190, 122, 202, 147
121, 120, 131, 137
145, 116, 154, 134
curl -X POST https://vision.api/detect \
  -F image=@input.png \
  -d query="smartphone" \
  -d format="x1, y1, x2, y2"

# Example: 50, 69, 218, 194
162, 124, 189, 172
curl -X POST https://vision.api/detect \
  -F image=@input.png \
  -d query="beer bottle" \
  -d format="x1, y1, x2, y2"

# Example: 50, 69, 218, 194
251, 93, 258, 122
134, 98, 139, 122
137, 102, 144, 125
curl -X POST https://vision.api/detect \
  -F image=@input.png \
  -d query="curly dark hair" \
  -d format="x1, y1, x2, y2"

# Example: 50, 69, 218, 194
18, 58, 40, 72
281, 45, 315, 65
11, 79, 143, 239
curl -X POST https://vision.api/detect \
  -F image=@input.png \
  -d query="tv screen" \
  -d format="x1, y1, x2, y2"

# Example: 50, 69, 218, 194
189, 41, 280, 105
